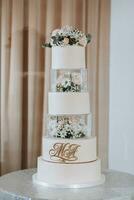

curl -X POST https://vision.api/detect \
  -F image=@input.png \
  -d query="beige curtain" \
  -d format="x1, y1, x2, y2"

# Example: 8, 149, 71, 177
0, 0, 110, 175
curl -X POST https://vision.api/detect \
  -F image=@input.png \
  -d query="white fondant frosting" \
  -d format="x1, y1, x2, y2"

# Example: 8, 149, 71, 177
42, 136, 96, 163
36, 157, 102, 185
34, 31, 104, 187
52, 46, 85, 69
48, 92, 90, 115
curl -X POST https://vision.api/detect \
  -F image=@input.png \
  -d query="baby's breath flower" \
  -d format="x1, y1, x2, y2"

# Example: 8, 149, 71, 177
47, 115, 87, 138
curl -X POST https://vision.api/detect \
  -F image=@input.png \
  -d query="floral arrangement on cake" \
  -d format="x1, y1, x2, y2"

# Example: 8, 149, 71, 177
47, 115, 87, 139
55, 72, 81, 92
43, 25, 91, 48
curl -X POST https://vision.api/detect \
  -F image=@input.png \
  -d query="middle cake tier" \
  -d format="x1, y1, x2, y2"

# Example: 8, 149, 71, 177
48, 92, 90, 115
42, 136, 97, 164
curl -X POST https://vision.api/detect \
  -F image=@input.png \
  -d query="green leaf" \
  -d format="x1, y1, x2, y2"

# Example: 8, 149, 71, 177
86, 34, 92, 44
69, 37, 77, 45
42, 43, 52, 48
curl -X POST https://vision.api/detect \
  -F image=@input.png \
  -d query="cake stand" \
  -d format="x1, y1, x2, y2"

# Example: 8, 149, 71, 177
0, 169, 134, 200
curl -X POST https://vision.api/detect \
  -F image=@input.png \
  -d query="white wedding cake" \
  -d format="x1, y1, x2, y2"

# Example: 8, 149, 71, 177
33, 26, 105, 188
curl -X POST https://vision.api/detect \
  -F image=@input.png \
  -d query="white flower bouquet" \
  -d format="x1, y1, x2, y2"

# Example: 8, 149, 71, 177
54, 72, 81, 92
47, 115, 88, 139
43, 25, 91, 48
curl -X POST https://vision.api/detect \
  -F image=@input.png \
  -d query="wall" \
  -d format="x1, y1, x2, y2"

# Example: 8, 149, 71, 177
109, 0, 134, 174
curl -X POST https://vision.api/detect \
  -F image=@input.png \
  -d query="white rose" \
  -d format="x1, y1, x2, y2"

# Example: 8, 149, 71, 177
51, 29, 60, 36
58, 120, 64, 126
63, 37, 69, 45
72, 73, 81, 85
79, 35, 87, 47
57, 74, 64, 83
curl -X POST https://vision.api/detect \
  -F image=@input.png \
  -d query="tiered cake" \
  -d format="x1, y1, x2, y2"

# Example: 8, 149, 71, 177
33, 26, 105, 188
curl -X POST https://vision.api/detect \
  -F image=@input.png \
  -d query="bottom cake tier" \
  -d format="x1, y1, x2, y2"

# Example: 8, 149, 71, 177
33, 157, 105, 188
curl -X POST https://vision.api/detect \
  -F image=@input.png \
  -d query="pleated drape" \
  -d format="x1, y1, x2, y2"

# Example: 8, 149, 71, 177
0, 0, 110, 175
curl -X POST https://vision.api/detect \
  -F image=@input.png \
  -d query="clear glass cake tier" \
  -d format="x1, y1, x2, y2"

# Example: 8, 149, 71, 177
51, 69, 88, 92
46, 114, 92, 139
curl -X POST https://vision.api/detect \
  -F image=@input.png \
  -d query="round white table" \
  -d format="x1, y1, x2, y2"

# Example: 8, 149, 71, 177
0, 169, 134, 200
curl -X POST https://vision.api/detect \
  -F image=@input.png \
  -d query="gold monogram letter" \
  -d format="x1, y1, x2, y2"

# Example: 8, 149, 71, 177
49, 143, 80, 163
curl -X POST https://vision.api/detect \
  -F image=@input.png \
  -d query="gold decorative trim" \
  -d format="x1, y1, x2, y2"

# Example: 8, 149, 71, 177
42, 159, 97, 164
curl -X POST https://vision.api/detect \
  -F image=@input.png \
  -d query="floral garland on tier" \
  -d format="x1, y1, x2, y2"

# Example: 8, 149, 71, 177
43, 25, 91, 47
47, 115, 87, 139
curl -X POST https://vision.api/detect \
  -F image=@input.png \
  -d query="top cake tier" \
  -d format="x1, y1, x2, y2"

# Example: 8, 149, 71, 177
51, 46, 85, 69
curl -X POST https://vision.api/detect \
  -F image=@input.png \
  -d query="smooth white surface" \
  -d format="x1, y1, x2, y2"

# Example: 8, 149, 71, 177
36, 157, 101, 185
42, 137, 97, 163
33, 173, 105, 188
109, 0, 134, 174
52, 46, 85, 69
48, 92, 90, 114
